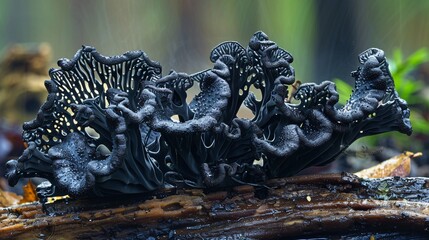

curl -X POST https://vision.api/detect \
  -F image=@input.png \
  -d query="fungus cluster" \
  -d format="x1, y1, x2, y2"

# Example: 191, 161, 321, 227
6, 32, 411, 198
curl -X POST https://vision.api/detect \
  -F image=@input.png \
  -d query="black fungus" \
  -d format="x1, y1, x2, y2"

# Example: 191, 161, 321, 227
6, 32, 412, 198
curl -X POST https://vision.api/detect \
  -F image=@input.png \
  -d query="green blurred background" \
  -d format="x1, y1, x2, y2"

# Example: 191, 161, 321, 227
1, 0, 429, 176
1, 0, 428, 83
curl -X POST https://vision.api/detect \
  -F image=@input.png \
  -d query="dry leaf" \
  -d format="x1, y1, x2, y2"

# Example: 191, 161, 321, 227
19, 181, 39, 204
355, 151, 421, 178
0, 190, 22, 207
47, 195, 70, 204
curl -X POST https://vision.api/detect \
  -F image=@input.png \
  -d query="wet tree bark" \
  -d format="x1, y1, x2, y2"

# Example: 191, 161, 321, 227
1, 173, 429, 239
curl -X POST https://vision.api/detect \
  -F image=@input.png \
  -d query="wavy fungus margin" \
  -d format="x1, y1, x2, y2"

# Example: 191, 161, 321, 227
6, 32, 412, 199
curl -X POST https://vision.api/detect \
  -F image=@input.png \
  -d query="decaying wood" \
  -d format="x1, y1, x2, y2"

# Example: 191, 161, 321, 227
1, 172, 429, 239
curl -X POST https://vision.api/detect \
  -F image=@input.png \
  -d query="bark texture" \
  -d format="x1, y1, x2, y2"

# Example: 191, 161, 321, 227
1, 173, 429, 239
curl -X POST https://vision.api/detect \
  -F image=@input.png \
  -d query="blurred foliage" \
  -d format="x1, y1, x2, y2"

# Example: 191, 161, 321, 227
0, 43, 50, 125
334, 48, 429, 148
0, 0, 428, 147
0, 0, 317, 83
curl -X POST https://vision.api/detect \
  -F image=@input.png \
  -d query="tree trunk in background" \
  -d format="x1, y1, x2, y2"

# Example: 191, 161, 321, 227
1, 173, 429, 239
315, 0, 358, 83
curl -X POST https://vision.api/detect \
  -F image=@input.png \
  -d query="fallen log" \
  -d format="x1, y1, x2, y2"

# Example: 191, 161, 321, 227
1, 172, 429, 239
